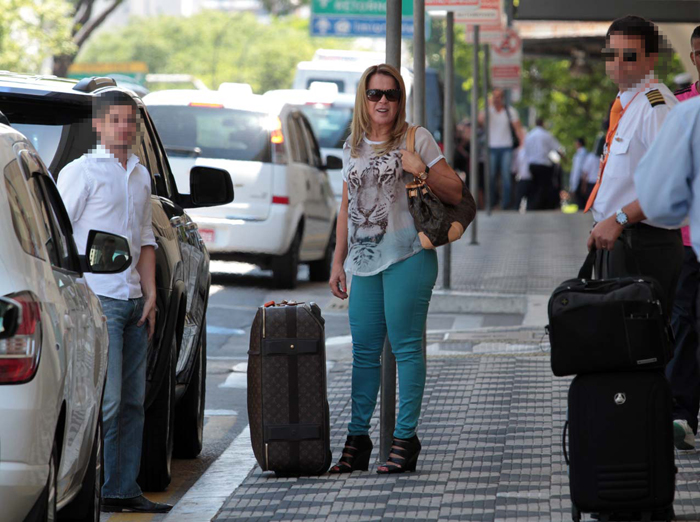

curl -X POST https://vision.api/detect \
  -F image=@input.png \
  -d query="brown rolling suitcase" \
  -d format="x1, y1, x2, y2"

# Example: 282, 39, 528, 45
247, 300, 332, 476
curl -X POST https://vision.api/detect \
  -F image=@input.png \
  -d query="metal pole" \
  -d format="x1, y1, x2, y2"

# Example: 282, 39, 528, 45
442, 12, 454, 290
483, 44, 492, 215
413, 0, 426, 126
380, 0, 403, 465
470, 25, 480, 245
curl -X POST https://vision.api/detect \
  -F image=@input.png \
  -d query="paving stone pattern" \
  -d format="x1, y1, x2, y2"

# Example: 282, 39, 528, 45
436, 211, 592, 295
214, 355, 700, 521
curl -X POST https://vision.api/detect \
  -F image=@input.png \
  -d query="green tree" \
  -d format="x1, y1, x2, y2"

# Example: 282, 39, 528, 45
77, 12, 354, 93
0, 0, 75, 73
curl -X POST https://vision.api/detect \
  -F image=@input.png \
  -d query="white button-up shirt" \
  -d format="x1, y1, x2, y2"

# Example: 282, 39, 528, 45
57, 146, 157, 300
591, 74, 678, 225
524, 126, 561, 167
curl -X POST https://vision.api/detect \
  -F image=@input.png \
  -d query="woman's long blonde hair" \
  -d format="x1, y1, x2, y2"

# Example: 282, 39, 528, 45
349, 63, 408, 158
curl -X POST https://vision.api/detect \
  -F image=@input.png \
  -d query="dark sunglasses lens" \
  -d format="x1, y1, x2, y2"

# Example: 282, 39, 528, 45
366, 90, 382, 102
385, 89, 401, 102
623, 51, 637, 62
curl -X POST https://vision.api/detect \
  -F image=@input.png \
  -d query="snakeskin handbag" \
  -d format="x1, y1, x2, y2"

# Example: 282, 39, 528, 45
405, 125, 476, 249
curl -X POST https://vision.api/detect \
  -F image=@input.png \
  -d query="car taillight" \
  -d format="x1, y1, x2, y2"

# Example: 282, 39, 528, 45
270, 117, 287, 165
272, 196, 289, 205
0, 292, 42, 384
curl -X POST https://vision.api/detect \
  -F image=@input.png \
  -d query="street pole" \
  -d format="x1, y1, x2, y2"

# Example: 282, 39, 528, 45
380, 0, 403, 465
470, 25, 480, 245
442, 12, 454, 290
413, 0, 426, 126
483, 44, 491, 215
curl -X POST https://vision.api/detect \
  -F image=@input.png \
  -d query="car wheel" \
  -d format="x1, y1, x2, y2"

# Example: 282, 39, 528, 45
137, 338, 176, 492
58, 415, 102, 521
272, 228, 301, 289
174, 319, 206, 458
309, 226, 335, 283
41, 442, 58, 522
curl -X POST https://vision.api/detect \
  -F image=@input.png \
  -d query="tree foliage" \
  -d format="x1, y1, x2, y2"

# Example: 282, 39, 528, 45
77, 12, 354, 93
0, 0, 75, 73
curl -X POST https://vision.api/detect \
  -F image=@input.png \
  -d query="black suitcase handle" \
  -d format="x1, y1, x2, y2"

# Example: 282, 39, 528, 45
578, 249, 596, 280
563, 420, 570, 466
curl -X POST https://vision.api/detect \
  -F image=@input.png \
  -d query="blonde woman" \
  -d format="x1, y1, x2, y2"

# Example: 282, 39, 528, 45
329, 64, 463, 474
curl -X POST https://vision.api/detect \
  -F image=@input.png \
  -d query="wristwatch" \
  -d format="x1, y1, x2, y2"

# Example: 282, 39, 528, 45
418, 165, 430, 181
615, 208, 629, 226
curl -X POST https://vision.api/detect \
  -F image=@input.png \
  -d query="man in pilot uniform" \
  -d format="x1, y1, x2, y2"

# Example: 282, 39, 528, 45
585, 15, 683, 313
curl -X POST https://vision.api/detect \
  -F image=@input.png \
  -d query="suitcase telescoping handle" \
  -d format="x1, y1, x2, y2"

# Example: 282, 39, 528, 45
578, 249, 596, 280
562, 420, 570, 466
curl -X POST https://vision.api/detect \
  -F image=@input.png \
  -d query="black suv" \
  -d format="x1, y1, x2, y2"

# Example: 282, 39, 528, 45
0, 74, 234, 491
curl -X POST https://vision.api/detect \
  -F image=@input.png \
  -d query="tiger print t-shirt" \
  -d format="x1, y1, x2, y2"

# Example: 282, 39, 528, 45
342, 127, 444, 276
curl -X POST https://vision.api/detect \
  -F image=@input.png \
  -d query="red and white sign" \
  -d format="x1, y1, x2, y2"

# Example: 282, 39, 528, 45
199, 228, 215, 243
490, 27, 522, 89
425, 0, 480, 12
455, 0, 501, 24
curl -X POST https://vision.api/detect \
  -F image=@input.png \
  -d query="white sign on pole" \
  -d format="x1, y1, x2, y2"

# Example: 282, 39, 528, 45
464, 19, 504, 44
425, 0, 480, 12
455, 0, 501, 24
490, 27, 522, 90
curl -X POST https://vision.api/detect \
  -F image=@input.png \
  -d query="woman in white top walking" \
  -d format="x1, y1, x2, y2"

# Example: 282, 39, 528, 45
328, 63, 463, 474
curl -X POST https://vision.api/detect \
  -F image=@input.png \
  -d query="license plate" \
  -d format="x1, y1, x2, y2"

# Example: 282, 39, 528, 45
199, 228, 215, 243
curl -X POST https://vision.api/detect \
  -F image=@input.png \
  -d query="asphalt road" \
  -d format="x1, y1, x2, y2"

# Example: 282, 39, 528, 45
102, 260, 522, 521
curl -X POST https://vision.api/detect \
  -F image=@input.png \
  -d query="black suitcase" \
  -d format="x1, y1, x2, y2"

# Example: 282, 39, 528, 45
247, 301, 332, 476
548, 251, 673, 377
566, 371, 676, 521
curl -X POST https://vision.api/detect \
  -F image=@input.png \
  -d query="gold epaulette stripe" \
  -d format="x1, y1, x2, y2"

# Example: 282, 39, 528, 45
646, 90, 665, 107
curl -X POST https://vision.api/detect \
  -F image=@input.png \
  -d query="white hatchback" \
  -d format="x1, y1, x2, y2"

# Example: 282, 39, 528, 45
145, 90, 339, 288
0, 124, 131, 521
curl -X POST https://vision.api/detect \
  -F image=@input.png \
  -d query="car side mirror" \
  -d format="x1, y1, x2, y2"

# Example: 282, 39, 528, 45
324, 155, 343, 170
185, 166, 235, 208
82, 230, 132, 274
0, 297, 20, 340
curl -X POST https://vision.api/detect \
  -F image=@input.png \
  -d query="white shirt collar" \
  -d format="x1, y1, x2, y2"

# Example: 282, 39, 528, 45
88, 144, 140, 172
619, 70, 658, 107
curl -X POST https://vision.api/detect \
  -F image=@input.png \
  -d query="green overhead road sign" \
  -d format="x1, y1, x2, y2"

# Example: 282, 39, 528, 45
311, 0, 414, 17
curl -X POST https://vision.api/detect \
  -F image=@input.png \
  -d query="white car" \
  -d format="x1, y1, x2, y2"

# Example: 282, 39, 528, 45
0, 123, 131, 521
145, 90, 339, 288
263, 86, 354, 206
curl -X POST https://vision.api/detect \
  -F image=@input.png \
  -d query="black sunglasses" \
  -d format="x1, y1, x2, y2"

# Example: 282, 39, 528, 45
366, 89, 401, 102
601, 48, 638, 63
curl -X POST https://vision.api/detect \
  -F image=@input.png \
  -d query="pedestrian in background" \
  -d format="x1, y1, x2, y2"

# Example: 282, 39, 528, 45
569, 137, 588, 206
514, 141, 532, 212
479, 88, 523, 210
661, 24, 700, 451
57, 91, 171, 513
586, 14, 682, 318
523, 118, 562, 210
328, 63, 463, 474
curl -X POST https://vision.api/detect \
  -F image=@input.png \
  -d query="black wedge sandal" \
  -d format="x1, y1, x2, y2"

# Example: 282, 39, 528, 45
376, 435, 421, 474
329, 435, 373, 474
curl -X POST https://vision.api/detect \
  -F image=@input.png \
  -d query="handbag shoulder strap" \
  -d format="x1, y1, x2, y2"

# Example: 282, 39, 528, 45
406, 125, 419, 153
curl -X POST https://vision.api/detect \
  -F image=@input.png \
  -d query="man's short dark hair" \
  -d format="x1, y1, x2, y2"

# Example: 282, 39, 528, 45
576, 137, 586, 147
607, 15, 659, 56
692, 25, 700, 45
536, 118, 544, 127
93, 90, 138, 120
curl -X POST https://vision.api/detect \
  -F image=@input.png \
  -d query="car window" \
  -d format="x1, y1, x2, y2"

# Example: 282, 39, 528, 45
135, 139, 157, 196
299, 116, 323, 168
305, 78, 344, 92
142, 111, 174, 198
37, 174, 81, 273
298, 105, 352, 149
148, 105, 271, 163
3, 159, 44, 259
288, 115, 308, 164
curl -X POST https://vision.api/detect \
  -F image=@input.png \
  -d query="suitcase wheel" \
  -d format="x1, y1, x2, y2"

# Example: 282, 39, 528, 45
571, 504, 581, 522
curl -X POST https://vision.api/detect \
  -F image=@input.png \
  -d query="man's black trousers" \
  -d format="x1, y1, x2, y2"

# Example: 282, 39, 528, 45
666, 246, 700, 432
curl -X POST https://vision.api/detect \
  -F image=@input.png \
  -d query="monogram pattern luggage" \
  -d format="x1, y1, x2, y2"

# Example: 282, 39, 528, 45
247, 301, 332, 476
566, 371, 676, 521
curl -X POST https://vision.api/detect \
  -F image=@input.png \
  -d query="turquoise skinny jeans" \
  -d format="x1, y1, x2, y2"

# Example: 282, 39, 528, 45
347, 249, 438, 439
